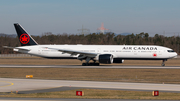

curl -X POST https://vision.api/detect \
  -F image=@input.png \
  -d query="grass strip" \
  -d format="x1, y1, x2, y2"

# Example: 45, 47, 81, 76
0, 68, 180, 84
0, 89, 180, 100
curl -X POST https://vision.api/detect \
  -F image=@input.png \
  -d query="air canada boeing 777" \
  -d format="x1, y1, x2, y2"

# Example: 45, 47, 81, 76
3, 23, 177, 66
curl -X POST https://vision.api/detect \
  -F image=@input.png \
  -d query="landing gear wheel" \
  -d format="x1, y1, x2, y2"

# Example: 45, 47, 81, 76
94, 63, 99, 66
82, 63, 86, 66
161, 63, 165, 66
82, 63, 89, 66
82, 63, 99, 66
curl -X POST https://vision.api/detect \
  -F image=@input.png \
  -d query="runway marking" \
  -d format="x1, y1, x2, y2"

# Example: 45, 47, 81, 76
0, 81, 14, 87
23, 86, 64, 91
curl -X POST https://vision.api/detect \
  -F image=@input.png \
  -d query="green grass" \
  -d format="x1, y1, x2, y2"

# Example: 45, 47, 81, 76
0, 89, 180, 100
0, 68, 180, 84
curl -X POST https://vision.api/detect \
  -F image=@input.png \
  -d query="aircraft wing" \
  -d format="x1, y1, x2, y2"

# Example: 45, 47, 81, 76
3, 46, 30, 51
48, 47, 97, 57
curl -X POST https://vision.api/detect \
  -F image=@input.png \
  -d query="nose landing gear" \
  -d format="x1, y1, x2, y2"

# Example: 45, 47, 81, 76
161, 59, 167, 66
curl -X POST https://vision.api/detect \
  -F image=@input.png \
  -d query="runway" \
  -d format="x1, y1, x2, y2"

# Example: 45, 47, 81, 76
1, 78, 180, 93
0, 64, 180, 69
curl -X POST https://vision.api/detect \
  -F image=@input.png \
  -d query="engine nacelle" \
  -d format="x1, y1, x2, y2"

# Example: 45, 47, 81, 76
113, 58, 124, 63
99, 54, 113, 64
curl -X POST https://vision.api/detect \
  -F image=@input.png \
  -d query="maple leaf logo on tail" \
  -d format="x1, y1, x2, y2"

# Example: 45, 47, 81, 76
20, 33, 30, 44
14, 23, 38, 46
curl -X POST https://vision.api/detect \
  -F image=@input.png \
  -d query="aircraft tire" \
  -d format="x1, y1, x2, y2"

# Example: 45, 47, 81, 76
95, 63, 99, 66
82, 63, 86, 66
82, 63, 100, 66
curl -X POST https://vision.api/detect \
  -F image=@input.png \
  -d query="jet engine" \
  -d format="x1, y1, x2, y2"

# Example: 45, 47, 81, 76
99, 54, 113, 64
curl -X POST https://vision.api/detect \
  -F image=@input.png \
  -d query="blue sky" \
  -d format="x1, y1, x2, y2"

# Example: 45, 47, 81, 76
0, 0, 180, 36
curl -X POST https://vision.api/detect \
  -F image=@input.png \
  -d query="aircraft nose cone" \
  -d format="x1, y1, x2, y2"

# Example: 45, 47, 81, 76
175, 52, 178, 55
174, 52, 178, 58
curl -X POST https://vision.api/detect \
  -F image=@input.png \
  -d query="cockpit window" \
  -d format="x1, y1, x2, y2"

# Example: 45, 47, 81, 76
167, 50, 175, 52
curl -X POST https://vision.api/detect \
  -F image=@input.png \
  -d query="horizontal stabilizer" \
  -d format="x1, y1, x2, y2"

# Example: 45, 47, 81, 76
3, 46, 30, 51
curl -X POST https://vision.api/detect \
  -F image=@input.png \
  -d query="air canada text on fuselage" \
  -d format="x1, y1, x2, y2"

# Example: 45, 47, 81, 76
123, 47, 158, 50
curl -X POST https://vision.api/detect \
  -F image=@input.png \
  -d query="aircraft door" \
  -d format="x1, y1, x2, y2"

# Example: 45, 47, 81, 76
38, 47, 41, 54
158, 50, 162, 55
97, 48, 101, 54
134, 50, 138, 56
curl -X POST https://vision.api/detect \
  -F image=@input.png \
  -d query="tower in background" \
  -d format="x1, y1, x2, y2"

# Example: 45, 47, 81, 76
77, 25, 90, 35
97, 23, 109, 34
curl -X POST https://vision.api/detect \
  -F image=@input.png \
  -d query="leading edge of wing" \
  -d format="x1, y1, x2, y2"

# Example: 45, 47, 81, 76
48, 47, 97, 57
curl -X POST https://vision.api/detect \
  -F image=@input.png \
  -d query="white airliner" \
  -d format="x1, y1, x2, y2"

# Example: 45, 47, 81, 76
3, 23, 177, 66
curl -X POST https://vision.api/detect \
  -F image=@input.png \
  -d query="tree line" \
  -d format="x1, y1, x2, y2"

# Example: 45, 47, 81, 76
1, 32, 180, 54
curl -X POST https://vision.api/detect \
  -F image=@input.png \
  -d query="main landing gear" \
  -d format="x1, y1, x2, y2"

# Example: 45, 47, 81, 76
82, 57, 99, 66
161, 59, 167, 66
82, 62, 99, 66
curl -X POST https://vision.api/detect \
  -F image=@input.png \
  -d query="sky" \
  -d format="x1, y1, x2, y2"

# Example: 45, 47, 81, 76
0, 0, 180, 36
